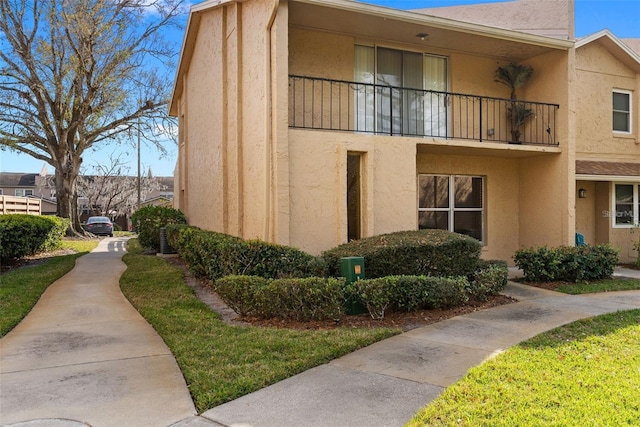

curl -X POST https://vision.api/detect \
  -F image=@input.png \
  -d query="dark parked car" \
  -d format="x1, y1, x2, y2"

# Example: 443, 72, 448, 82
84, 216, 114, 237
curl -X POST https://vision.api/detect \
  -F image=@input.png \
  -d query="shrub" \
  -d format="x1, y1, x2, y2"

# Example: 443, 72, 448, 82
470, 260, 508, 301
254, 277, 345, 321
169, 226, 243, 278
131, 206, 187, 251
215, 275, 345, 321
214, 275, 269, 316
346, 277, 393, 319
349, 275, 470, 319
0, 215, 69, 260
165, 225, 325, 280
322, 229, 481, 279
514, 245, 619, 282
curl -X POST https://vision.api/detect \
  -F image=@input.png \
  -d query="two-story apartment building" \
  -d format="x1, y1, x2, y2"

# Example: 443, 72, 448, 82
170, 0, 637, 263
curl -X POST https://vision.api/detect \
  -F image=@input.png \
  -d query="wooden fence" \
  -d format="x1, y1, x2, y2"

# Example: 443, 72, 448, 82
0, 196, 41, 215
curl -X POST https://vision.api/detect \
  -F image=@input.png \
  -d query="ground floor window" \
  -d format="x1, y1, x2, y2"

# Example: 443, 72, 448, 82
418, 174, 484, 241
613, 183, 639, 226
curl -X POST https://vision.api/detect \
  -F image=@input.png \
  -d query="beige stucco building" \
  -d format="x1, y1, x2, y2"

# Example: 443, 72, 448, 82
574, 31, 640, 263
170, 0, 639, 263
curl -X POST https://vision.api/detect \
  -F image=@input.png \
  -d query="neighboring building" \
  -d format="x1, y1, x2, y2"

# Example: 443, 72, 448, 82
0, 168, 57, 214
0, 170, 175, 223
574, 31, 640, 263
169, 0, 638, 263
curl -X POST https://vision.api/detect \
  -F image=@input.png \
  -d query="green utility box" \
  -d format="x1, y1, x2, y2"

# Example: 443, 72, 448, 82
340, 257, 366, 315
340, 256, 365, 283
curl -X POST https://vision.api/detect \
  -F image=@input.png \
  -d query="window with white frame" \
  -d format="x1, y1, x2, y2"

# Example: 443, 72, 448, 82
15, 189, 33, 197
612, 90, 631, 133
613, 183, 639, 226
418, 175, 484, 241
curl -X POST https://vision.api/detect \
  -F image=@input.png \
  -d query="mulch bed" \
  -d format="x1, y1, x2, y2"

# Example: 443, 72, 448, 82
165, 256, 516, 332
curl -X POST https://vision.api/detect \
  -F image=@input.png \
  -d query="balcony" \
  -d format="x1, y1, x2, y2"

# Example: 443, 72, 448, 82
289, 75, 559, 146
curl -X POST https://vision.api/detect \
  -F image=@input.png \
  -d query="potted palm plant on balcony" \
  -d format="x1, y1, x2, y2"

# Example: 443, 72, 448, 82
494, 63, 533, 144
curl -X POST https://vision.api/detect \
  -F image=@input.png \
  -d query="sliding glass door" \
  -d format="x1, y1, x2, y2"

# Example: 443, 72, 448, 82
355, 46, 447, 137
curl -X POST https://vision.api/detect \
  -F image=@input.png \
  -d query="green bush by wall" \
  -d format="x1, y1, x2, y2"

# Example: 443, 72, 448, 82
165, 224, 326, 279
514, 245, 619, 282
0, 215, 70, 260
215, 275, 345, 321
131, 206, 187, 251
322, 229, 482, 279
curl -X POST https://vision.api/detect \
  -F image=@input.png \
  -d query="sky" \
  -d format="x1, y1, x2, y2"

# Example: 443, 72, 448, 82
1, 0, 639, 177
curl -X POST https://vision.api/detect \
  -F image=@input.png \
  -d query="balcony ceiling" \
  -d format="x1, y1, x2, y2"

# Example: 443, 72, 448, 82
289, 1, 570, 61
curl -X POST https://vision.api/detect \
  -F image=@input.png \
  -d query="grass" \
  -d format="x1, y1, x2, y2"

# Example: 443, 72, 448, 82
555, 278, 640, 294
408, 309, 640, 426
0, 239, 99, 337
119, 239, 399, 412
59, 239, 101, 253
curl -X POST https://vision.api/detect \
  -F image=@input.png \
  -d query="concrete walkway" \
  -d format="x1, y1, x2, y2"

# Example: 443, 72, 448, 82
0, 238, 196, 427
2, 242, 639, 427
199, 279, 640, 427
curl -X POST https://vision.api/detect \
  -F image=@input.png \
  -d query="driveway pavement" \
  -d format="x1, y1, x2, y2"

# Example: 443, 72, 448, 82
2, 240, 639, 427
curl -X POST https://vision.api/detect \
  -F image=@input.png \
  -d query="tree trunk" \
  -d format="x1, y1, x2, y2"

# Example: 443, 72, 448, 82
54, 156, 85, 236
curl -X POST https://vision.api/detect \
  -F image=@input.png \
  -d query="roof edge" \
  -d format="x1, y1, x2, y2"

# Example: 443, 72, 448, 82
576, 29, 640, 66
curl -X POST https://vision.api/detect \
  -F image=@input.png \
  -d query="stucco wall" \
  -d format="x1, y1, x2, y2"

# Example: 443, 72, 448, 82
289, 27, 354, 80
181, 8, 226, 230
575, 42, 640, 159
176, 0, 282, 240
287, 129, 417, 255
518, 154, 570, 249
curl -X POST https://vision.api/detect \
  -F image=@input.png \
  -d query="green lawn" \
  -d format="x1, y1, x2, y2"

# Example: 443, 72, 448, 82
0, 239, 99, 337
555, 278, 640, 294
120, 239, 399, 412
408, 309, 640, 426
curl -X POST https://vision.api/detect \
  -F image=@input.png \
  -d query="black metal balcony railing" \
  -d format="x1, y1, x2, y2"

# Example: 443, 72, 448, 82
289, 75, 559, 146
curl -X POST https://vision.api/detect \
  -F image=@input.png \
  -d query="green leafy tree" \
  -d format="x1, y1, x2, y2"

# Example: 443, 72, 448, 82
0, 0, 185, 234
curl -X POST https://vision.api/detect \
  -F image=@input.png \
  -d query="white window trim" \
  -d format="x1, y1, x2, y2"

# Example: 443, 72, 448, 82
612, 89, 632, 135
418, 174, 485, 242
611, 182, 639, 228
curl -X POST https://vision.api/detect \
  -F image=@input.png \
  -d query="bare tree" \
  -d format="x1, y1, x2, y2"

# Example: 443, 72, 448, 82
0, 0, 183, 234
77, 154, 159, 219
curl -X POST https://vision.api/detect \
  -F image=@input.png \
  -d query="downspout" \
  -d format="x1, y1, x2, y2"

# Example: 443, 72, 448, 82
264, 0, 279, 241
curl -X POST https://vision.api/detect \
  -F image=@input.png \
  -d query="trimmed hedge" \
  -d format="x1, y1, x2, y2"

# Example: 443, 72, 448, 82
348, 275, 471, 319
470, 260, 509, 301
131, 205, 187, 251
322, 229, 482, 279
215, 275, 268, 316
514, 245, 619, 283
0, 215, 70, 260
215, 275, 345, 321
165, 225, 326, 279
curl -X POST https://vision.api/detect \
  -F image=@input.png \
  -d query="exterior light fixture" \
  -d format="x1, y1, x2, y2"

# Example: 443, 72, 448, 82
578, 188, 587, 198
416, 33, 429, 41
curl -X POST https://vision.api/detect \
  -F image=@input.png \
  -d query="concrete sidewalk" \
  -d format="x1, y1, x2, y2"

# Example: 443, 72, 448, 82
0, 238, 196, 427
2, 243, 639, 427
197, 281, 640, 427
